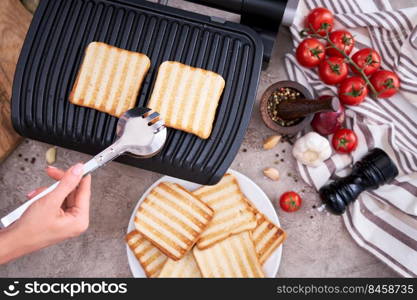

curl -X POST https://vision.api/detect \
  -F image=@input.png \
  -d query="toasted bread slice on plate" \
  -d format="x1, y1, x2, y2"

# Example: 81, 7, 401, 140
252, 210, 286, 265
193, 231, 264, 278
70, 42, 150, 117
244, 198, 286, 264
125, 230, 167, 278
126, 170, 284, 278
135, 182, 214, 260
193, 174, 256, 249
147, 61, 225, 139
158, 250, 201, 278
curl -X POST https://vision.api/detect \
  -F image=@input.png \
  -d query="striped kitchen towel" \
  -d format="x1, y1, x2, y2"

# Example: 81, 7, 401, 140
285, 0, 417, 277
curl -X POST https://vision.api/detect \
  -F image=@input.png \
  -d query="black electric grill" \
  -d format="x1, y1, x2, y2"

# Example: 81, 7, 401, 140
11, 0, 285, 185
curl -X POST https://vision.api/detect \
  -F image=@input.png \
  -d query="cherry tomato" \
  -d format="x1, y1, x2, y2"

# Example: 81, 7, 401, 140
296, 38, 326, 68
327, 30, 355, 57
351, 48, 381, 76
319, 57, 348, 85
305, 7, 334, 36
338, 76, 368, 106
332, 128, 358, 153
279, 191, 302, 212
370, 70, 400, 98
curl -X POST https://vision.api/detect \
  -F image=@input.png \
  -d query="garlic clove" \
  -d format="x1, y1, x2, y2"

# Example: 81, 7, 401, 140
263, 135, 281, 150
263, 167, 280, 181
45, 147, 57, 164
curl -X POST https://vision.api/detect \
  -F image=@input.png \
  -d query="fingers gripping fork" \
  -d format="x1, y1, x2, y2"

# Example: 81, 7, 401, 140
1, 107, 167, 228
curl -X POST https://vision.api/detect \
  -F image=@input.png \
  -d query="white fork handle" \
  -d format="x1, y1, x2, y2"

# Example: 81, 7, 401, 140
1, 181, 60, 228
0, 159, 100, 228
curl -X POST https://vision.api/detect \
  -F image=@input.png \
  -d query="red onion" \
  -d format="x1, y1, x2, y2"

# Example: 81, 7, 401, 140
311, 98, 345, 136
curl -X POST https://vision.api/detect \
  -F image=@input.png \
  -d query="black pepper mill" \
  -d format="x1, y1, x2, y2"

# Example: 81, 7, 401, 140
319, 148, 399, 215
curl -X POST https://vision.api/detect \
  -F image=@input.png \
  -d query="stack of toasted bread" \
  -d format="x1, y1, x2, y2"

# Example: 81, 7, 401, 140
126, 173, 286, 278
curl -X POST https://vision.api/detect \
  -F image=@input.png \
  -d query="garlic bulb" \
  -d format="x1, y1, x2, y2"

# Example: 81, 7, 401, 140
292, 132, 331, 167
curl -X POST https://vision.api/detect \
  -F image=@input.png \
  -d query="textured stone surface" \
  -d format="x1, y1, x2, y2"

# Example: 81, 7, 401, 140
0, 0, 403, 277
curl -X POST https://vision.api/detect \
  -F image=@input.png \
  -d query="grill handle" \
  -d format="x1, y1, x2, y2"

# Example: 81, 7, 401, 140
184, 0, 285, 25
182, 0, 295, 68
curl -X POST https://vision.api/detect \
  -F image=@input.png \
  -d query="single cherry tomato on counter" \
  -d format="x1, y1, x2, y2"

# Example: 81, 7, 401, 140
370, 70, 400, 98
279, 191, 302, 212
319, 57, 348, 85
305, 7, 334, 36
351, 48, 381, 76
332, 128, 358, 153
338, 76, 368, 106
327, 30, 355, 57
296, 38, 326, 68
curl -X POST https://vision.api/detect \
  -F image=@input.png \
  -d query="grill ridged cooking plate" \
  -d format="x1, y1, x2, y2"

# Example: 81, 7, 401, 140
12, 0, 263, 185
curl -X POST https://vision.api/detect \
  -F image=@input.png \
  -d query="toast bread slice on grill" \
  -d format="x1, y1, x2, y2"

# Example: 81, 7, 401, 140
192, 173, 256, 249
125, 230, 167, 278
193, 231, 264, 278
135, 182, 214, 260
147, 61, 225, 139
158, 250, 201, 278
69, 42, 150, 117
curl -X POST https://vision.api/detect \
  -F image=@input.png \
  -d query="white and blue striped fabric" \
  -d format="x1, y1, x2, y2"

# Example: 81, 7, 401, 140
285, 0, 417, 277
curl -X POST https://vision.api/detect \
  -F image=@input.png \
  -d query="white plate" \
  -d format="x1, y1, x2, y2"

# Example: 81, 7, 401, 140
126, 169, 283, 278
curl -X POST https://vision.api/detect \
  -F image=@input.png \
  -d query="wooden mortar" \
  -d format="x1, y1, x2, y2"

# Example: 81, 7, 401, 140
260, 80, 315, 135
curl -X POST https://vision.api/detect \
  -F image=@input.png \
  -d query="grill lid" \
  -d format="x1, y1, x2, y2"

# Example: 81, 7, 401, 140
12, 0, 263, 185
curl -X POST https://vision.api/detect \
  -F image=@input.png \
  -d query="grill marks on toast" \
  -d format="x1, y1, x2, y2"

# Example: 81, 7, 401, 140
125, 230, 167, 278
193, 174, 256, 249
158, 251, 201, 278
193, 231, 264, 278
130, 176, 285, 277
243, 198, 286, 265
135, 182, 214, 260
252, 212, 286, 265
149, 61, 173, 116
147, 61, 225, 139
69, 42, 150, 117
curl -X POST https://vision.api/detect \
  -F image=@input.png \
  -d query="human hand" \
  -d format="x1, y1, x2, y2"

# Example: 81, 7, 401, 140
0, 163, 91, 264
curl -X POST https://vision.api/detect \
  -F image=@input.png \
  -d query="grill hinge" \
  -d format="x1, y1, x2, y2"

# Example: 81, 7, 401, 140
209, 16, 226, 24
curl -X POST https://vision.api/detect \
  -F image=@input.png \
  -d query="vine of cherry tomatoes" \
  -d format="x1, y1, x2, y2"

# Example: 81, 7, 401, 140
296, 7, 400, 107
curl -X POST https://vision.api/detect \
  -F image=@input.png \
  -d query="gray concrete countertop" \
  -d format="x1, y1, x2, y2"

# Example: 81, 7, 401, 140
1, 0, 410, 277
